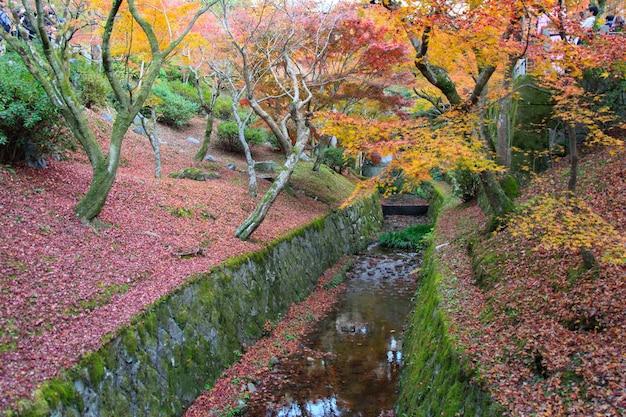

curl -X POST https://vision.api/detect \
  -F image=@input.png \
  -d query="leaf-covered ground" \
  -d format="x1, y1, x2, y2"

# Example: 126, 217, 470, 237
431, 146, 625, 415
0, 113, 335, 411
1, 109, 624, 416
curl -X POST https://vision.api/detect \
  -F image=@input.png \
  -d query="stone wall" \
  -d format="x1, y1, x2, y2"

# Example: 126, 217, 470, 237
396, 182, 500, 417
15, 195, 383, 417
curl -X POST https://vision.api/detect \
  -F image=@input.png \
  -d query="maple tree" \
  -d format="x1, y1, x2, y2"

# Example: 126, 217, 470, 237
0, 0, 215, 223
209, 0, 350, 240
314, 0, 527, 221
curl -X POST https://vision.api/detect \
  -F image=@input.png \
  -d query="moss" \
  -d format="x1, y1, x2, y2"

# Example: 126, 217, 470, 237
168, 167, 220, 181
122, 328, 138, 356
174, 308, 189, 328
39, 377, 77, 408
397, 184, 500, 417
84, 352, 105, 384
499, 175, 519, 200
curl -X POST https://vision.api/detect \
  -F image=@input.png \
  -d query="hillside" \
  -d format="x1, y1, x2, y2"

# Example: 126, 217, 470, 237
424, 145, 625, 415
0, 112, 356, 412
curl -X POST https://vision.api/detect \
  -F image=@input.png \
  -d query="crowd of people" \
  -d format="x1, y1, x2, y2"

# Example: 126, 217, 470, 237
535, 3, 624, 46
0, 0, 60, 53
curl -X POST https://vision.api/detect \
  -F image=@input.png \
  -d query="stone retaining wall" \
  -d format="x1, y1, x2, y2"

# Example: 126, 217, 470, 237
15, 195, 383, 417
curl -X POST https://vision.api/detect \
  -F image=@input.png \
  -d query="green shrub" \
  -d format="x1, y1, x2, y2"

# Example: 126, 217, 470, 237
71, 60, 111, 109
168, 80, 200, 104
378, 224, 433, 250
213, 96, 234, 120
151, 82, 199, 129
323, 147, 355, 173
0, 54, 68, 164
449, 167, 482, 202
214, 121, 264, 154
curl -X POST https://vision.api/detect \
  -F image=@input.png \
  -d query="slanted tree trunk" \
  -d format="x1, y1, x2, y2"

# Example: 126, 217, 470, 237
235, 141, 306, 240
236, 56, 312, 240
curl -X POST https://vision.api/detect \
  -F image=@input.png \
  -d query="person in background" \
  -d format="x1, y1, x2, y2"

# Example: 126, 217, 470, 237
0, 0, 11, 54
581, 5, 599, 29
611, 15, 625, 32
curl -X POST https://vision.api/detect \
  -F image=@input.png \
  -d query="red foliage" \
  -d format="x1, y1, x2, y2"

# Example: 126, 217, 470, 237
431, 147, 626, 415
0, 112, 329, 410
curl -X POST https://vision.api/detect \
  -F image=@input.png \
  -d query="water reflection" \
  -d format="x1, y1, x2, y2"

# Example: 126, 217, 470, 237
276, 396, 341, 417
256, 250, 420, 417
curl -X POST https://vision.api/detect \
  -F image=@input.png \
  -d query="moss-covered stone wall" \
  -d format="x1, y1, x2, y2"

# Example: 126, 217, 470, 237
12, 195, 383, 417
396, 182, 500, 417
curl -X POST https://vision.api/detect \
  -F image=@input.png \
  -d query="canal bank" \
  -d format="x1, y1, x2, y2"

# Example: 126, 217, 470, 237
10, 195, 382, 417
395, 182, 501, 417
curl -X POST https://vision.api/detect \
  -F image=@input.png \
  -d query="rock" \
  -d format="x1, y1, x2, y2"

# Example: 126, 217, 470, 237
254, 160, 277, 173
186, 137, 200, 144
169, 168, 220, 181
269, 357, 280, 366
205, 155, 217, 162
247, 382, 256, 393
133, 125, 146, 136
299, 153, 311, 162
100, 113, 113, 123
226, 163, 237, 171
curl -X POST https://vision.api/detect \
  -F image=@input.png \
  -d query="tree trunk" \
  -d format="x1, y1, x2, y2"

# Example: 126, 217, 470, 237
74, 157, 119, 222
496, 94, 512, 167
479, 169, 516, 230
195, 116, 214, 163
141, 109, 161, 178
240, 129, 257, 198
192, 72, 219, 163
567, 124, 578, 193
235, 151, 299, 240
312, 140, 326, 172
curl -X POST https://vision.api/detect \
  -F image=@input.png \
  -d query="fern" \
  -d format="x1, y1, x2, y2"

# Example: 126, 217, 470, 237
378, 224, 433, 249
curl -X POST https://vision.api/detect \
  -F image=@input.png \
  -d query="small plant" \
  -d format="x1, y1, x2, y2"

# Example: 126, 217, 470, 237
167, 79, 200, 104
164, 206, 194, 218
322, 147, 355, 174
213, 97, 234, 120
378, 224, 433, 250
0, 53, 68, 164
449, 167, 482, 202
214, 122, 265, 154
323, 274, 345, 290
71, 59, 112, 109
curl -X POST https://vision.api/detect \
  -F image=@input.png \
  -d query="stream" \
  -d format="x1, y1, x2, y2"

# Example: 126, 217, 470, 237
247, 217, 425, 417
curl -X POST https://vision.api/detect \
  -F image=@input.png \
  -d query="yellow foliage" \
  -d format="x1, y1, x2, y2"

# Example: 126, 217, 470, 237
507, 194, 625, 264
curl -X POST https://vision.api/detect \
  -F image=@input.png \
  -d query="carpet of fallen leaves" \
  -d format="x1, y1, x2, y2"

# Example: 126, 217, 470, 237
0, 112, 330, 411
432, 145, 625, 416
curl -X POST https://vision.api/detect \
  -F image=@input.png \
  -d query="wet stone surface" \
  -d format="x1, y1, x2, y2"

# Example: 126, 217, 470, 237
246, 219, 423, 417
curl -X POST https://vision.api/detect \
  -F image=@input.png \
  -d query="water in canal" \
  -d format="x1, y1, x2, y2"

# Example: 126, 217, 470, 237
250, 224, 423, 417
